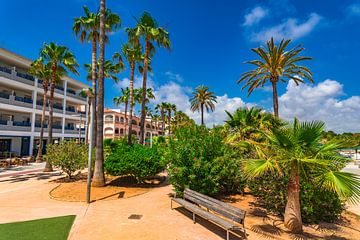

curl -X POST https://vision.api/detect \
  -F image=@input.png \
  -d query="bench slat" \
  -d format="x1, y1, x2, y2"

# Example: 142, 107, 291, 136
185, 188, 246, 218
184, 193, 244, 224
172, 198, 235, 230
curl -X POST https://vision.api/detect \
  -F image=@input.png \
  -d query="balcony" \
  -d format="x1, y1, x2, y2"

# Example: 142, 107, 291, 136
35, 122, 62, 133
66, 88, 86, 101
64, 125, 85, 134
0, 120, 31, 131
55, 85, 64, 94
0, 93, 33, 108
0, 66, 35, 86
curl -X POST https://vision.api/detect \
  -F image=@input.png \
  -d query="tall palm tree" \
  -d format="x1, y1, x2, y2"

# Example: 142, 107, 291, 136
165, 103, 176, 135
122, 43, 143, 144
127, 11, 171, 144
155, 102, 168, 136
190, 85, 217, 126
113, 87, 130, 135
40, 43, 79, 172
238, 38, 313, 117
242, 118, 360, 233
73, 6, 121, 146
92, 0, 106, 187
28, 58, 51, 163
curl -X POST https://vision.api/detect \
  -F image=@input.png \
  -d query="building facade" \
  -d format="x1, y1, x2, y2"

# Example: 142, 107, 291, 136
0, 48, 89, 157
104, 109, 164, 140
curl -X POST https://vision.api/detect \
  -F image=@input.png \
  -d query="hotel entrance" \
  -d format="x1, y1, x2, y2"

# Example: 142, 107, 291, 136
0, 136, 31, 158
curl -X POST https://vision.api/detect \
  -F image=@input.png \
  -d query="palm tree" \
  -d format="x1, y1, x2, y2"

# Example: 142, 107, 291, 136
238, 38, 313, 117
114, 87, 130, 135
225, 107, 282, 142
28, 58, 51, 163
242, 118, 360, 233
92, 0, 106, 187
155, 102, 168, 136
127, 11, 171, 144
122, 43, 143, 144
40, 43, 79, 172
165, 103, 176, 135
152, 113, 160, 133
73, 6, 121, 147
190, 85, 217, 126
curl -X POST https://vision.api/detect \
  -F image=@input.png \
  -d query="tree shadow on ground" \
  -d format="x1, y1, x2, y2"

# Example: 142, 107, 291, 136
173, 207, 246, 239
0, 172, 61, 183
106, 175, 168, 188
250, 224, 282, 239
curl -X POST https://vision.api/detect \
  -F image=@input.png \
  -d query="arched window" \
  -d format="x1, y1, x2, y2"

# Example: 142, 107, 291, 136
104, 127, 113, 134
146, 124, 150, 129
115, 128, 119, 134
146, 132, 150, 137
132, 120, 137, 125
105, 115, 113, 122
120, 117, 124, 123
115, 116, 119, 122
120, 129, 124, 135
131, 130, 137, 135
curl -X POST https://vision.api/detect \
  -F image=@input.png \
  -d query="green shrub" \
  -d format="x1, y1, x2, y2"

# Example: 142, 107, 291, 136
166, 125, 245, 196
248, 173, 345, 223
46, 140, 88, 179
104, 142, 164, 183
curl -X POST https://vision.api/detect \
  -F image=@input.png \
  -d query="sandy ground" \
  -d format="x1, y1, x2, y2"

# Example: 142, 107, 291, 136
0, 170, 359, 240
49, 175, 164, 202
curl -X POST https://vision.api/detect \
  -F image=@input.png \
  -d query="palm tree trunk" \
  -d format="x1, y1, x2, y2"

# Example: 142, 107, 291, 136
124, 101, 128, 136
284, 167, 302, 233
44, 64, 56, 172
201, 103, 204, 126
92, 34, 98, 147
92, 0, 106, 187
86, 98, 91, 143
271, 80, 279, 118
168, 110, 171, 135
36, 86, 47, 163
161, 111, 165, 136
127, 62, 135, 145
139, 38, 150, 144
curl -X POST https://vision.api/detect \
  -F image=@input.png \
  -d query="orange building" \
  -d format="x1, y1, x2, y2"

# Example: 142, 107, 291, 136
103, 109, 164, 140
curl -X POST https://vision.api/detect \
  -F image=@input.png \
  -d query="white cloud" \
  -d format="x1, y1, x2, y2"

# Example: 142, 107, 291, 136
251, 13, 322, 42
243, 6, 268, 26
279, 79, 360, 133
164, 71, 184, 82
115, 75, 155, 91
347, 3, 360, 16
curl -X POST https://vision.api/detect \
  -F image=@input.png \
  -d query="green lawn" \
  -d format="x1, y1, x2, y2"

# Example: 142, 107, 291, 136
0, 215, 75, 240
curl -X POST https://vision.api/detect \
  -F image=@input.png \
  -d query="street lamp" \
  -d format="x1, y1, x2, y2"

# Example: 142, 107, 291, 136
82, 88, 94, 204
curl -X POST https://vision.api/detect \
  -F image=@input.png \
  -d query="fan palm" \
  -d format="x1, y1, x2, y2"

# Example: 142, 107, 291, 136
28, 58, 52, 163
73, 6, 121, 147
225, 107, 282, 144
190, 85, 217, 126
126, 11, 171, 144
238, 38, 313, 117
122, 43, 143, 144
114, 87, 130, 135
40, 43, 79, 172
242, 118, 360, 233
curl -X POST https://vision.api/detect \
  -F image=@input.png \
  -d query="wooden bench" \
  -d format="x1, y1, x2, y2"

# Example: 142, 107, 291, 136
171, 188, 246, 240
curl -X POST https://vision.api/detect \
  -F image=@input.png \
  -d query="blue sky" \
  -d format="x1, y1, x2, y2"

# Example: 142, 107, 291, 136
1, 0, 360, 132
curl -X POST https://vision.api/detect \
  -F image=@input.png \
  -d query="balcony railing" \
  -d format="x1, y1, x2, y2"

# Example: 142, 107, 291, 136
0, 65, 35, 86
16, 72, 34, 82
67, 89, 76, 95
0, 121, 31, 131
35, 122, 48, 128
0, 66, 11, 74
66, 106, 76, 112
13, 121, 31, 127
14, 96, 33, 104
0, 92, 10, 99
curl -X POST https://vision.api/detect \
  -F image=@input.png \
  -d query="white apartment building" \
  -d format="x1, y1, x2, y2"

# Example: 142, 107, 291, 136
0, 48, 89, 157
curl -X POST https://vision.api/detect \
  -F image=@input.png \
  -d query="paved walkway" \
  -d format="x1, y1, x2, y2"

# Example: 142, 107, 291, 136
0, 170, 236, 240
